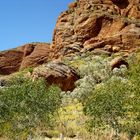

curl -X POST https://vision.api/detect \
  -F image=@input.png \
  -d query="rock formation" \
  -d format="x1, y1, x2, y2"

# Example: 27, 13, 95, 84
0, 49, 23, 75
110, 56, 129, 69
0, 43, 50, 75
0, 0, 140, 75
52, 0, 140, 57
20, 43, 51, 69
32, 61, 80, 91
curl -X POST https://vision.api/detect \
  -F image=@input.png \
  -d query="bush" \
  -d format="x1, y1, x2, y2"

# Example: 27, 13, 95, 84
0, 77, 61, 140
83, 60, 140, 139
56, 96, 86, 137
84, 77, 128, 135
71, 56, 112, 102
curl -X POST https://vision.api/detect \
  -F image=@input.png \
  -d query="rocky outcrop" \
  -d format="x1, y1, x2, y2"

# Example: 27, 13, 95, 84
20, 43, 51, 69
0, 0, 140, 75
32, 61, 80, 91
0, 43, 50, 75
52, 0, 140, 57
110, 56, 129, 69
0, 50, 23, 75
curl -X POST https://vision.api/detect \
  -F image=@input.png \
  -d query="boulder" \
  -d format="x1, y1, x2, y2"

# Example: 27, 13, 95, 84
110, 57, 129, 70
32, 61, 80, 91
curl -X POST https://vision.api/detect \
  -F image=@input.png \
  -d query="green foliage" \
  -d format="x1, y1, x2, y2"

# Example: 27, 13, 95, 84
84, 77, 128, 132
56, 96, 86, 137
1, 53, 140, 139
83, 60, 140, 139
123, 62, 140, 138
62, 54, 140, 139
0, 77, 61, 140
71, 56, 112, 101
23, 67, 34, 74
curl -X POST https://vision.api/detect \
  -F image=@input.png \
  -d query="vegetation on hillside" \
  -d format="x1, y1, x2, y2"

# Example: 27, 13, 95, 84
0, 77, 61, 140
0, 53, 140, 140
63, 54, 140, 140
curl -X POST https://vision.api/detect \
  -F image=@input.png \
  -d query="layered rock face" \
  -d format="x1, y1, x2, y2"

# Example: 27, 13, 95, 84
0, 50, 23, 75
0, 43, 50, 75
20, 43, 51, 69
52, 0, 140, 56
0, 0, 140, 75
32, 61, 80, 91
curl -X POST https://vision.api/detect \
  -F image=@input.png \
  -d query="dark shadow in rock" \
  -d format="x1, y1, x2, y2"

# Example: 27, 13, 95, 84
0, 79, 6, 87
112, 0, 129, 9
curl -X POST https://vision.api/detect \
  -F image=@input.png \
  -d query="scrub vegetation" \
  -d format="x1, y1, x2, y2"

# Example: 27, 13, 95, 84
0, 54, 140, 140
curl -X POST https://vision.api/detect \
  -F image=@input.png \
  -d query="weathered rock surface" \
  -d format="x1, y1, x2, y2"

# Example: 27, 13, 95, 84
0, 50, 23, 75
52, 0, 140, 57
0, 43, 50, 75
32, 61, 80, 91
20, 43, 51, 69
0, 0, 140, 75
110, 56, 129, 69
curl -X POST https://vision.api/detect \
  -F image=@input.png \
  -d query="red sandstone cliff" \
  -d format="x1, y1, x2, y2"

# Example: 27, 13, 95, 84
0, 43, 50, 75
0, 0, 140, 75
52, 0, 140, 57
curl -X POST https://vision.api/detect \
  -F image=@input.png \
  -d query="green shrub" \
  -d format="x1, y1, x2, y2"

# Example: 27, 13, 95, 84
83, 60, 140, 139
71, 56, 112, 102
0, 78, 61, 140
56, 96, 86, 137
84, 77, 128, 135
